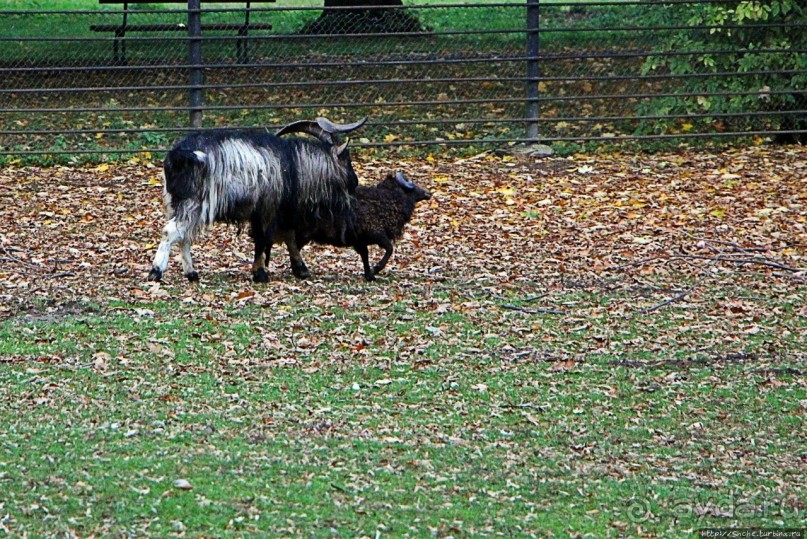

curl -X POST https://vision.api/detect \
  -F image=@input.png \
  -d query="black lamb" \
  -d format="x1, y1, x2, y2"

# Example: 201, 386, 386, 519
270, 171, 432, 281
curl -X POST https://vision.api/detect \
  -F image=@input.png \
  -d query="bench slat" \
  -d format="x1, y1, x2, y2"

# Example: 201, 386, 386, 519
99, 0, 275, 3
94, 0, 275, 63
90, 23, 272, 31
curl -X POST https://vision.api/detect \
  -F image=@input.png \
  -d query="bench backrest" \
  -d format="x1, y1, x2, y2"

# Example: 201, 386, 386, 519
99, 0, 274, 3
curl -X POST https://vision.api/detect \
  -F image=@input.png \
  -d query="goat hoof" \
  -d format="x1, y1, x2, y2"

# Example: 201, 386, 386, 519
253, 268, 269, 283
147, 268, 162, 282
364, 273, 376, 282
372, 265, 384, 275
291, 264, 311, 279
185, 271, 200, 282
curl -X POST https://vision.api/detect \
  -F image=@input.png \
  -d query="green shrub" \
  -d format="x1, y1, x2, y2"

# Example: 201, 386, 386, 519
638, 0, 806, 140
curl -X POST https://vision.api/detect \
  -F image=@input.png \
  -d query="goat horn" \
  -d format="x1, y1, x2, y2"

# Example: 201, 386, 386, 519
396, 171, 415, 190
315, 117, 367, 134
274, 120, 333, 144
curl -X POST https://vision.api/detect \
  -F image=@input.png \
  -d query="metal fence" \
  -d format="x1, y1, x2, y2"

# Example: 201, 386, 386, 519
1, 0, 804, 159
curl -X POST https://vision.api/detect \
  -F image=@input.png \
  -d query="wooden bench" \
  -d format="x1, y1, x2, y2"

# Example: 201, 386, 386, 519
91, 0, 275, 64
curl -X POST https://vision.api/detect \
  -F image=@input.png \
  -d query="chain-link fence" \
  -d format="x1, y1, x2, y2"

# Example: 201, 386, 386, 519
1, 0, 804, 160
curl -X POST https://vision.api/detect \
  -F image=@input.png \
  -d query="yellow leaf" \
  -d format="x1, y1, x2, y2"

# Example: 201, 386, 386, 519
94, 163, 110, 172
630, 199, 647, 208
709, 207, 727, 218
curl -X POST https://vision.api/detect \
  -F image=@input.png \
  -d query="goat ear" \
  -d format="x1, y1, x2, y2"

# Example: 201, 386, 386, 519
333, 138, 350, 159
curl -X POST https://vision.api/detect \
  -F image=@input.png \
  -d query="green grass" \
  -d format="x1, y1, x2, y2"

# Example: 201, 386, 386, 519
1, 0, 638, 62
1, 281, 804, 537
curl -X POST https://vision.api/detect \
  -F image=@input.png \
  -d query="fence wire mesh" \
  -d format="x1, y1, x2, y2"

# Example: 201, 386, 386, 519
1, 0, 804, 159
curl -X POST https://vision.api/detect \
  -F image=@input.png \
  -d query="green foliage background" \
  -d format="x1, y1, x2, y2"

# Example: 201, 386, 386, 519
639, 0, 806, 136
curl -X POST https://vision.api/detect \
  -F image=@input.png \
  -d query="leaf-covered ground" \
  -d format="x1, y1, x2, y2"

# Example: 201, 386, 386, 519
2, 146, 805, 326
0, 146, 805, 537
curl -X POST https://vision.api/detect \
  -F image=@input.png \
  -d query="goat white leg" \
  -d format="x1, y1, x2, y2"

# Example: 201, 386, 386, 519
251, 251, 268, 283
250, 218, 270, 283
147, 218, 184, 281
251, 252, 266, 273
179, 240, 199, 282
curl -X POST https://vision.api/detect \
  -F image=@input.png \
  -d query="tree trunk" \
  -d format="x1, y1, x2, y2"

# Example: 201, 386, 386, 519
302, 0, 423, 34
325, 0, 403, 6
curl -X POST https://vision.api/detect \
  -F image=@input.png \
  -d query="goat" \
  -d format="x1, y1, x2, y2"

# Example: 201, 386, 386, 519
146, 117, 366, 283
268, 171, 431, 281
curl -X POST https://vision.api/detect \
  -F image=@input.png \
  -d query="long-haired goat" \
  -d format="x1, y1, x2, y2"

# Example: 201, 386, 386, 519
271, 171, 431, 281
147, 117, 366, 283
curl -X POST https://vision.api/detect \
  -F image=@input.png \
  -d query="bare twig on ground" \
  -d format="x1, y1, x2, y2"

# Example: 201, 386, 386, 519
605, 255, 672, 271
1, 243, 42, 270
502, 304, 566, 316
610, 352, 758, 369
607, 253, 802, 274
43, 272, 75, 279
679, 254, 801, 273
641, 276, 705, 313
451, 150, 493, 166
640, 245, 718, 313
523, 293, 550, 303
689, 235, 790, 254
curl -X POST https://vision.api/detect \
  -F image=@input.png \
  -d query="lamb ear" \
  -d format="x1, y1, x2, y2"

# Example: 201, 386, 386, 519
395, 171, 415, 191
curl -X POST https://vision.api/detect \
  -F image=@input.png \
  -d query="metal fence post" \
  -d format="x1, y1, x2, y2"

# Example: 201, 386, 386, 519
526, 0, 540, 140
188, 0, 203, 128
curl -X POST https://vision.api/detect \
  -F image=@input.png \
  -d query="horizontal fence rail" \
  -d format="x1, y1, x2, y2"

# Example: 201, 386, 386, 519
0, 0, 804, 160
